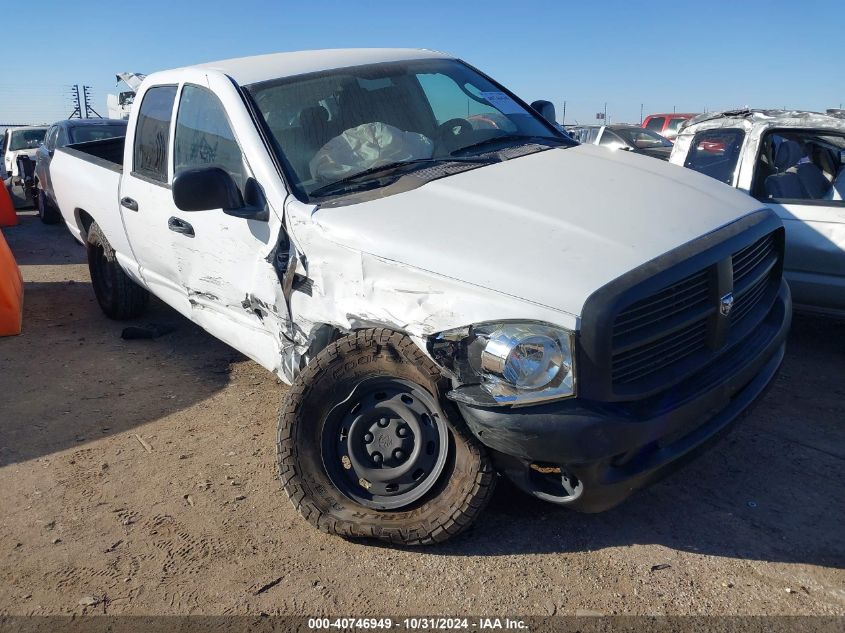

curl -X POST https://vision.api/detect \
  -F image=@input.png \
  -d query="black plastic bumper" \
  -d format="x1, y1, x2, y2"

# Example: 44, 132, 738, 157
457, 281, 792, 512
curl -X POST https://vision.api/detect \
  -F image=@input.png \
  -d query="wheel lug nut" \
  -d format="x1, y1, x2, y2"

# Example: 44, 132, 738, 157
363, 432, 373, 443
378, 417, 389, 428
397, 426, 408, 437
372, 452, 383, 464
393, 449, 405, 461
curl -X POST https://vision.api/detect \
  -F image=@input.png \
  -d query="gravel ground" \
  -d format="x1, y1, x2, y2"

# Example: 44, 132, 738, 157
0, 204, 843, 617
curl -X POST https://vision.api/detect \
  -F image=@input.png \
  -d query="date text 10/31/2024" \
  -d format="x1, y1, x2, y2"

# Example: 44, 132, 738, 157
307, 617, 529, 630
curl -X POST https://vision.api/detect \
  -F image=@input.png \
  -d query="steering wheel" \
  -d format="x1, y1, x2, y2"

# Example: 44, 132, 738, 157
435, 118, 473, 151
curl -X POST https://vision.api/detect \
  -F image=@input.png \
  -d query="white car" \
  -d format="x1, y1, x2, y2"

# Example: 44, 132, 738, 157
50, 49, 791, 544
3, 125, 48, 188
670, 109, 845, 317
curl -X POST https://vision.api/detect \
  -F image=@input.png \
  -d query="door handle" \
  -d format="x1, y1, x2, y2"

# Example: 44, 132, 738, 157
168, 216, 195, 237
120, 196, 138, 211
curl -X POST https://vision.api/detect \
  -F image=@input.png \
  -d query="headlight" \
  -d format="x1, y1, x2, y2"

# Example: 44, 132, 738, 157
428, 322, 576, 407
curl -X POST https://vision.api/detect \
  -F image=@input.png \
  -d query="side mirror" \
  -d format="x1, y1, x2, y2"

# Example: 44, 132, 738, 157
172, 166, 268, 221
531, 100, 556, 125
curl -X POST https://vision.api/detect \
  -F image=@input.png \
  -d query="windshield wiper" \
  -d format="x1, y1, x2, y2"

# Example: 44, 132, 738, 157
309, 157, 497, 199
450, 134, 570, 157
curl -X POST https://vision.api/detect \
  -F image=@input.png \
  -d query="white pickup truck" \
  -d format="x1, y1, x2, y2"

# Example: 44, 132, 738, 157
51, 49, 791, 545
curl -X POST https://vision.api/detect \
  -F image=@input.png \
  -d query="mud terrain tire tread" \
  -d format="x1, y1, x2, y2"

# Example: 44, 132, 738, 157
277, 328, 496, 545
87, 222, 149, 320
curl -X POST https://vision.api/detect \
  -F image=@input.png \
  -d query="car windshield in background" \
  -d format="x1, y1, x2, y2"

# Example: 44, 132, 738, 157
9, 129, 47, 151
684, 128, 745, 184
616, 127, 673, 148
246, 59, 571, 201
70, 125, 127, 144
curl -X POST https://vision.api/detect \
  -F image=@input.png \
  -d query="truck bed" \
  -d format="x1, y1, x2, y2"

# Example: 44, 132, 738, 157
51, 137, 129, 252
61, 136, 125, 172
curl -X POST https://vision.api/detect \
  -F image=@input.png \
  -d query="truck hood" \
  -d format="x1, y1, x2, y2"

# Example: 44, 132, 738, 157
313, 144, 764, 318
115, 72, 146, 91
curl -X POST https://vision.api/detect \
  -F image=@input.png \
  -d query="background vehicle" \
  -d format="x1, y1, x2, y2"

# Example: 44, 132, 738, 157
50, 49, 790, 545
106, 72, 146, 120
671, 109, 845, 317
3, 126, 47, 190
568, 124, 674, 160
34, 118, 127, 223
643, 112, 697, 140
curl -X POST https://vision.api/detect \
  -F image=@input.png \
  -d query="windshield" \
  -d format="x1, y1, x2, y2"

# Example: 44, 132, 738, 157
9, 128, 47, 151
246, 59, 569, 201
615, 127, 673, 149
70, 124, 127, 144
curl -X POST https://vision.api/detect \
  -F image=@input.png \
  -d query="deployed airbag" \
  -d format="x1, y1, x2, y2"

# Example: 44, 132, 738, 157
310, 122, 433, 182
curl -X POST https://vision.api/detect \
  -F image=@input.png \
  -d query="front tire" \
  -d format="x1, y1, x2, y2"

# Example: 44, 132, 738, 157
277, 328, 496, 545
86, 222, 149, 320
37, 189, 61, 224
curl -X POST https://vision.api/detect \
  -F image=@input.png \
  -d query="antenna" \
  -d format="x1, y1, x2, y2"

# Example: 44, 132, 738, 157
83, 86, 102, 118
68, 85, 82, 119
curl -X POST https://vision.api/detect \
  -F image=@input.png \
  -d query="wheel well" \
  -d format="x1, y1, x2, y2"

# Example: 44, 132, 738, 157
302, 324, 343, 366
76, 209, 94, 238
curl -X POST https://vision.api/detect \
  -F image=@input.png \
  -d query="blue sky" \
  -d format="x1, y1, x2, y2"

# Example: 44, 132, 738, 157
1, 0, 842, 125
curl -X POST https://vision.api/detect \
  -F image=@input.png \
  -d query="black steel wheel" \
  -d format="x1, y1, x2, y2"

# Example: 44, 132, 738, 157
277, 328, 496, 545
322, 377, 449, 510
86, 222, 149, 320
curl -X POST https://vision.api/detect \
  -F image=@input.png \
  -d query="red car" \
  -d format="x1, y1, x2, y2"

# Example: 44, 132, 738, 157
643, 113, 697, 141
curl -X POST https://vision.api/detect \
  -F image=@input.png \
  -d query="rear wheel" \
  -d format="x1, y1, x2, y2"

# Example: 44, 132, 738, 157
37, 189, 61, 224
277, 328, 496, 545
86, 222, 149, 320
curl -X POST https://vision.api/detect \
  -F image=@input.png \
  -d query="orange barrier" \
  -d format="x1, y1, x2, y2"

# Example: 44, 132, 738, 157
0, 228, 23, 336
0, 184, 18, 227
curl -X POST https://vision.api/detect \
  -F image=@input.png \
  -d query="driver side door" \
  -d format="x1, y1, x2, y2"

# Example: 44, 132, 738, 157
167, 82, 284, 370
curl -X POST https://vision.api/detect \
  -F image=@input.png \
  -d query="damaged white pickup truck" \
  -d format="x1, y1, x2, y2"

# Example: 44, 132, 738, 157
51, 49, 791, 545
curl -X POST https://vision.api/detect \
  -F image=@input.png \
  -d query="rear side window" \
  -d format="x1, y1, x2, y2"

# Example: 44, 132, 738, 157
684, 128, 745, 185
133, 85, 177, 182
666, 117, 686, 134
174, 85, 248, 193
645, 117, 665, 132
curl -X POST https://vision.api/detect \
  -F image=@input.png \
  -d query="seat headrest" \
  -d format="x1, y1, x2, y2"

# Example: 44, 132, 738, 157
299, 106, 329, 129
774, 140, 802, 171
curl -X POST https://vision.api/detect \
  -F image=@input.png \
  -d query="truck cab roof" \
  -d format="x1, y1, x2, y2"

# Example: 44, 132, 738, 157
181, 48, 450, 86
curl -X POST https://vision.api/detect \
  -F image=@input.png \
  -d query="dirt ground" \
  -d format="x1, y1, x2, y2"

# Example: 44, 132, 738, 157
0, 202, 843, 617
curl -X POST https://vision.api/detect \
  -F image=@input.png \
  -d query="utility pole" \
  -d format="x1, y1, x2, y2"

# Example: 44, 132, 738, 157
604, 102, 607, 124
68, 85, 82, 119
562, 100, 566, 126
640, 103, 643, 125
83, 85, 102, 118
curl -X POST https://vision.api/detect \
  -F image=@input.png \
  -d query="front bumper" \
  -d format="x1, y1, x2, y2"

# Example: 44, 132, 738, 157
457, 281, 791, 512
